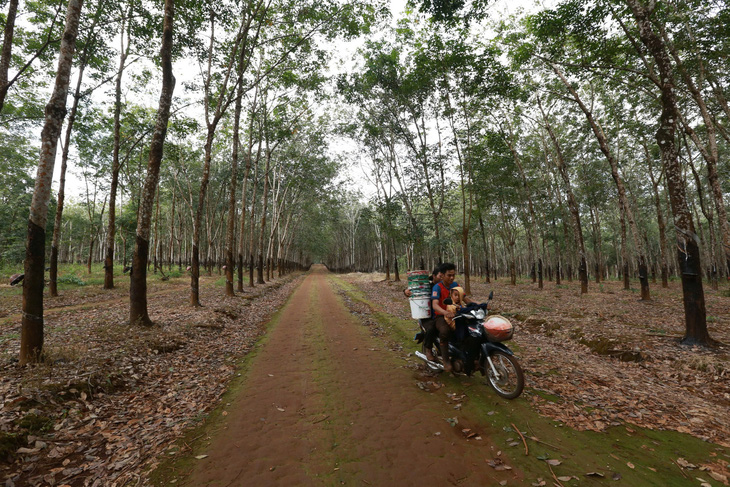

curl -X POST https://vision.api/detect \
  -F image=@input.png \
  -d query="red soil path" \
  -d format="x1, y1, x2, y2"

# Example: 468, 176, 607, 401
184, 266, 518, 486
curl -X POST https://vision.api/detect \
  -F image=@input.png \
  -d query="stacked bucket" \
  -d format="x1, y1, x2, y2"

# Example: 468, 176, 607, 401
407, 270, 431, 319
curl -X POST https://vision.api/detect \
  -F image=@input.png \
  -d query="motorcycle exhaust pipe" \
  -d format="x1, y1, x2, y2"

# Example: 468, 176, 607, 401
415, 351, 445, 370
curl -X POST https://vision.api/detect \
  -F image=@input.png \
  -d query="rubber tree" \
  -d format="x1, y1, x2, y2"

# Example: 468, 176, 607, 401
344, 37, 446, 263
104, 2, 134, 289
547, 62, 650, 299
50, 0, 108, 296
624, 0, 709, 345
1, 0, 66, 112
129, 0, 176, 326
227, 0, 267, 295
20, 0, 84, 365
659, 13, 730, 281
0, 0, 19, 112
537, 95, 589, 293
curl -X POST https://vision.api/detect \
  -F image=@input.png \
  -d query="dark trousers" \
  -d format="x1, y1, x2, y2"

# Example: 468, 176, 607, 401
434, 315, 450, 345
421, 317, 436, 348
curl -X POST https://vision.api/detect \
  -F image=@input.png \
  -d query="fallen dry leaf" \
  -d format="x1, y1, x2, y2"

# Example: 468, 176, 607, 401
677, 458, 697, 469
486, 458, 512, 471
709, 471, 729, 484
344, 276, 730, 450
0, 275, 304, 485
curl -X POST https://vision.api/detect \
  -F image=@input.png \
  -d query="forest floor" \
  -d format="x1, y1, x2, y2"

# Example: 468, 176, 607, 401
0, 265, 301, 486
0, 266, 729, 486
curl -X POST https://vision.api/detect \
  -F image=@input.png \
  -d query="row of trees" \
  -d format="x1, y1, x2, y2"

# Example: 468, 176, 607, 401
2, 0, 383, 364
3, 0, 727, 363
324, 0, 728, 347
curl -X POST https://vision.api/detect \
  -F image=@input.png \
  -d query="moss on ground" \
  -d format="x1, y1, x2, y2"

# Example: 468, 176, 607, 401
151, 275, 729, 486
331, 275, 729, 487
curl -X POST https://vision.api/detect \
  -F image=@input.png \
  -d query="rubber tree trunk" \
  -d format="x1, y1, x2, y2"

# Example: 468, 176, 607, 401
50, 51, 88, 296
627, 0, 709, 345
646, 145, 669, 288
129, 0, 175, 326
104, 36, 129, 290
48, 0, 105, 295
87, 237, 94, 273
191, 11, 239, 303
620, 207, 630, 290
0, 0, 19, 111
20, 0, 83, 365
247, 141, 260, 288
236, 106, 256, 291
225, 80, 244, 296
256, 142, 271, 285
538, 96, 588, 294
191, 133, 213, 307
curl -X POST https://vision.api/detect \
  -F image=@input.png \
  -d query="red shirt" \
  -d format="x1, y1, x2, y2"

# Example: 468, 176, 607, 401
431, 281, 458, 315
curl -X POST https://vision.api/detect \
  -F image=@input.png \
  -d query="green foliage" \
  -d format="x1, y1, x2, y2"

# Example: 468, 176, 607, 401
57, 275, 87, 286
413, 0, 492, 24
0, 132, 34, 263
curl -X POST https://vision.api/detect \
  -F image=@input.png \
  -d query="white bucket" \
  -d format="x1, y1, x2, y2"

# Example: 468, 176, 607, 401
409, 296, 431, 319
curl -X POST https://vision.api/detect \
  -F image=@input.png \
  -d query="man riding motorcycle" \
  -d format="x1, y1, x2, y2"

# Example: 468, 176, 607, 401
431, 263, 472, 373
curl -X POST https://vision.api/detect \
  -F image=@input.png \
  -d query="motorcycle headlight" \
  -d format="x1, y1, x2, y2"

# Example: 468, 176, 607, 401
472, 309, 485, 320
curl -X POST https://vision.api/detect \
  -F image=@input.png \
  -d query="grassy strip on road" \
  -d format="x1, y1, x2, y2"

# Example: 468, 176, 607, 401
330, 275, 730, 487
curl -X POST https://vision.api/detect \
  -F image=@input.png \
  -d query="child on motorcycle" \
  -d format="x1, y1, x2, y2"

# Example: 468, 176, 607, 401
432, 263, 472, 372
445, 286, 465, 328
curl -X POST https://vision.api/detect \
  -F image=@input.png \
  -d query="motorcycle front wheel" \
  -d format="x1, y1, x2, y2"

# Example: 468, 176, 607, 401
485, 351, 524, 399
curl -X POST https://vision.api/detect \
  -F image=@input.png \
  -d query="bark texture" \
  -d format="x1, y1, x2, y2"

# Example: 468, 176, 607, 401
0, 0, 19, 111
20, 0, 84, 365
129, 0, 176, 326
626, 0, 709, 345
105, 32, 129, 290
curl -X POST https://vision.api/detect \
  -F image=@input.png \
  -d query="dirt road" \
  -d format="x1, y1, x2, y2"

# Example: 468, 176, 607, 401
185, 266, 515, 486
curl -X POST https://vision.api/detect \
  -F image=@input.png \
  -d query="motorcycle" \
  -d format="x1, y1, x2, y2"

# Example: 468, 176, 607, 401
414, 292, 525, 400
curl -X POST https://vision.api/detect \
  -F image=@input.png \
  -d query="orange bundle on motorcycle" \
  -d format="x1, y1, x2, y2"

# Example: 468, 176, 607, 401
483, 315, 513, 342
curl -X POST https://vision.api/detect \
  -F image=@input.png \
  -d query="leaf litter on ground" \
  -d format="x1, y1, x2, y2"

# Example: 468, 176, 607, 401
0, 273, 304, 486
340, 273, 730, 449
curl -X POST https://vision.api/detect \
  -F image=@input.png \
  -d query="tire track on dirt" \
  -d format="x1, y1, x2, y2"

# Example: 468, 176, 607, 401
184, 266, 515, 485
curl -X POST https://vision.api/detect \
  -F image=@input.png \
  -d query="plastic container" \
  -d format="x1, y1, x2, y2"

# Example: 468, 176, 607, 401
408, 283, 431, 292
409, 296, 431, 319
483, 315, 513, 342
407, 270, 430, 278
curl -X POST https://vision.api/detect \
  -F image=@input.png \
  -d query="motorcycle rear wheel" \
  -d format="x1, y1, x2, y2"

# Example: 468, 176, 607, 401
485, 351, 524, 399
